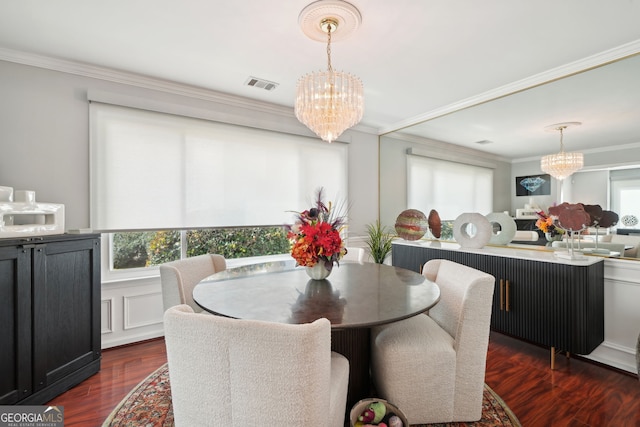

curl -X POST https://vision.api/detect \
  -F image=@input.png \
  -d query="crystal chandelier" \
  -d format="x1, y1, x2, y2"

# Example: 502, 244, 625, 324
540, 122, 584, 180
295, 1, 363, 143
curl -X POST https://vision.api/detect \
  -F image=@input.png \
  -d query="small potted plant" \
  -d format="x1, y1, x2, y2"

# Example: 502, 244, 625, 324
365, 220, 395, 264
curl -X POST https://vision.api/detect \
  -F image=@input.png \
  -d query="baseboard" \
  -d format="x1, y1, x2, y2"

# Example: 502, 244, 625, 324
582, 340, 637, 374
101, 330, 164, 349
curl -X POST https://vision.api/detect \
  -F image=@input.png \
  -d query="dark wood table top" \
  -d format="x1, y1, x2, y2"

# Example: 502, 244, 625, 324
193, 260, 440, 330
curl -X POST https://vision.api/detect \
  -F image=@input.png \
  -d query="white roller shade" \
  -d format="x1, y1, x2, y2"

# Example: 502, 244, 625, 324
90, 102, 348, 231
407, 154, 493, 220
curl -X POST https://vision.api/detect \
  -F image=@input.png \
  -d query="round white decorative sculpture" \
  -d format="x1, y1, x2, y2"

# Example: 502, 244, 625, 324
621, 214, 638, 227
453, 212, 492, 249
485, 212, 517, 245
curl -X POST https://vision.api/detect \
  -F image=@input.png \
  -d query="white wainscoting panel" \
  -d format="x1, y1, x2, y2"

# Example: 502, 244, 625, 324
100, 298, 113, 334
101, 277, 165, 349
584, 258, 640, 374
124, 291, 164, 330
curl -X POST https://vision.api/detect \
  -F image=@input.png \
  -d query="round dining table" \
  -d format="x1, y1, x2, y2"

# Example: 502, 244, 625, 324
193, 259, 440, 407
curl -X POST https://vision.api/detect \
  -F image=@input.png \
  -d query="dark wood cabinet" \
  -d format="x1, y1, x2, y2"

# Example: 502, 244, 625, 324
392, 242, 604, 355
0, 234, 101, 405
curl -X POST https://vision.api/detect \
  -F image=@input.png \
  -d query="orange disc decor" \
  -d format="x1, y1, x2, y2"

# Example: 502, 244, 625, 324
395, 209, 428, 241
428, 209, 442, 238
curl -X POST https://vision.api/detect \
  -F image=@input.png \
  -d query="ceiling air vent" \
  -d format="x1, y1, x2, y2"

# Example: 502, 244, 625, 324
245, 76, 279, 91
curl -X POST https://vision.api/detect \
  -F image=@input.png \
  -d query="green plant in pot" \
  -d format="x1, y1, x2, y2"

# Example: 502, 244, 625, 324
365, 220, 395, 264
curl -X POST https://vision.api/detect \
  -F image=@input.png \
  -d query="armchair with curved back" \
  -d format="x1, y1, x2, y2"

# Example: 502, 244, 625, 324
602, 233, 640, 258
163, 305, 350, 427
342, 246, 365, 263
550, 240, 626, 255
370, 259, 495, 424
159, 254, 226, 312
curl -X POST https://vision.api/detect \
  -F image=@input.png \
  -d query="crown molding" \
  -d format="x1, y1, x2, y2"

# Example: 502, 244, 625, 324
0, 46, 380, 137
0, 47, 295, 118
511, 141, 640, 164
385, 131, 512, 164
380, 39, 640, 135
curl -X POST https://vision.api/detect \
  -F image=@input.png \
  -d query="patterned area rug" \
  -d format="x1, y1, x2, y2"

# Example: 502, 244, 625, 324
102, 363, 521, 427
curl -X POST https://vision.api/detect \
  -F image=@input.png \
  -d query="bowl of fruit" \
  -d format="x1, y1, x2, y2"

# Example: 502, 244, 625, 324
350, 398, 408, 427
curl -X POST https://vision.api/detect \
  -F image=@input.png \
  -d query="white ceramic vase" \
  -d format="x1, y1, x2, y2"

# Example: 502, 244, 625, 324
305, 262, 331, 280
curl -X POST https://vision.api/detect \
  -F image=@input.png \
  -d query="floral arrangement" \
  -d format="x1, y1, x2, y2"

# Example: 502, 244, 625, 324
286, 188, 347, 270
535, 209, 565, 237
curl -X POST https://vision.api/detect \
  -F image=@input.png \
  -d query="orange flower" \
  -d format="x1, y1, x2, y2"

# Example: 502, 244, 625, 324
535, 210, 564, 235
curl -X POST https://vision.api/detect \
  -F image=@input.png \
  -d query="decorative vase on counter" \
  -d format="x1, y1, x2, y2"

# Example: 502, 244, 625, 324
545, 232, 563, 243
305, 262, 332, 280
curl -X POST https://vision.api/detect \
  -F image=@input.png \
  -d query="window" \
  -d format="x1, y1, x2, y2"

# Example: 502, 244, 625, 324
407, 154, 494, 221
111, 226, 290, 268
610, 168, 640, 227
90, 102, 348, 279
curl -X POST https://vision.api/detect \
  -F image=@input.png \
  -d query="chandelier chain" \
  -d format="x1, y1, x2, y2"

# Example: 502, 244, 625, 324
326, 24, 333, 72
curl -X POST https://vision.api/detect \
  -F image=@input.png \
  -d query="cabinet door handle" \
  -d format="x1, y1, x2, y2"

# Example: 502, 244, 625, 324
506, 280, 511, 312
499, 279, 504, 311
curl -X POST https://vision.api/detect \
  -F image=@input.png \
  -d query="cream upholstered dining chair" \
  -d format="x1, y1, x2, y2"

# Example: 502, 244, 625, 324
164, 305, 350, 427
550, 240, 626, 254
602, 233, 640, 258
342, 246, 365, 263
511, 230, 540, 242
371, 259, 495, 425
159, 254, 226, 312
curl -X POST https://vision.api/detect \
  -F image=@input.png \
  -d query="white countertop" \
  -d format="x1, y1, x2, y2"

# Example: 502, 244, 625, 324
393, 239, 603, 266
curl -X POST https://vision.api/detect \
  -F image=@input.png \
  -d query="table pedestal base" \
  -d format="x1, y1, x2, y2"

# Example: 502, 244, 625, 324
331, 328, 371, 410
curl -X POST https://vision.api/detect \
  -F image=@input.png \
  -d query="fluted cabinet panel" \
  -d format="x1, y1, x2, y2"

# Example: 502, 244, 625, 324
392, 243, 604, 355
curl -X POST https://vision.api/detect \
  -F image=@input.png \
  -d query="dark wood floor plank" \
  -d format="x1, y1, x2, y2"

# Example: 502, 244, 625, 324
46, 331, 639, 426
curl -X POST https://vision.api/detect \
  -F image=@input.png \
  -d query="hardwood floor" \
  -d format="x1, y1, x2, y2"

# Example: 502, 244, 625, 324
485, 333, 640, 427
47, 339, 167, 427
47, 332, 639, 426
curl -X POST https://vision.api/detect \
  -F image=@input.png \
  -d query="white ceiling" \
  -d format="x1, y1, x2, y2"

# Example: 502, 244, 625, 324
1, 0, 640, 160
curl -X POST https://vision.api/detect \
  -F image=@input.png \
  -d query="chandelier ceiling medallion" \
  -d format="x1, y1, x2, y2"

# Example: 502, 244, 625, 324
540, 122, 584, 180
295, 0, 364, 143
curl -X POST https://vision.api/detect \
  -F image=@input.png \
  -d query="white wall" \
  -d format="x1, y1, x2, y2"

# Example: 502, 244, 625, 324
571, 170, 609, 208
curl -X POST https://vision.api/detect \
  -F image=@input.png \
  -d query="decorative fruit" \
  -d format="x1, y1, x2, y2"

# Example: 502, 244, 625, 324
388, 415, 403, 427
358, 408, 375, 423
368, 401, 387, 423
